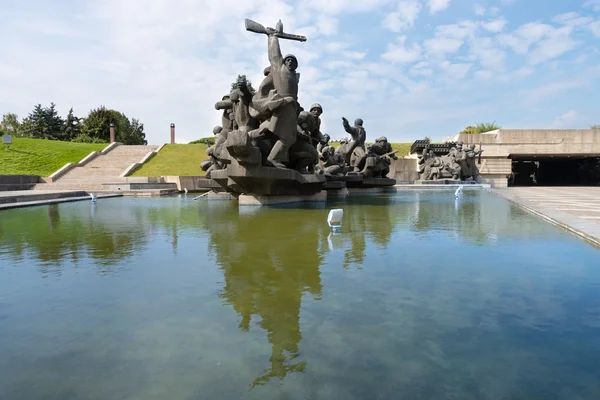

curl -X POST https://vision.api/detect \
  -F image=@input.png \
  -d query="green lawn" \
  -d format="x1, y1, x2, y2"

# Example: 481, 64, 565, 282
130, 144, 209, 177
131, 142, 412, 177
0, 138, 107, 176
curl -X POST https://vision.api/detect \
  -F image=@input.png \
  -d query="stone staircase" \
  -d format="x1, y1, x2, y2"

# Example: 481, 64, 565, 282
35, 144, 159, 191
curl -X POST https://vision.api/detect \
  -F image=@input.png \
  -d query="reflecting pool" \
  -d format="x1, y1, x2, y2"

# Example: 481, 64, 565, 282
1, 191, 600, 399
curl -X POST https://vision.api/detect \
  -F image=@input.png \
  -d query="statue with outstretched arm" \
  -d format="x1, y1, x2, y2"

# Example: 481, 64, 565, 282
245, 19, 306, 169
341, 117, 367, 170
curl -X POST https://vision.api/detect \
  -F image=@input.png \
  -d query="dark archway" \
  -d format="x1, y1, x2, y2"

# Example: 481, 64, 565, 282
510, 156, 600, 186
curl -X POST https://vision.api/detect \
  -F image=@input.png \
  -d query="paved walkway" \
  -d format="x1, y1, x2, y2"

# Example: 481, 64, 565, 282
494, 187, 600, 247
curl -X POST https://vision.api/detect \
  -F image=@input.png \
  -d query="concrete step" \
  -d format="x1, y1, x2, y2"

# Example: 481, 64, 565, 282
50, 144, 162, 188
0, 190, 89, 205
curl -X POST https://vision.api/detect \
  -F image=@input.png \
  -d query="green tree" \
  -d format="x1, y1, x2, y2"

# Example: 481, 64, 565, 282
231, 74, 256, 95
460, 122, 501, 134
424, 136, 431, 141
1, 113, 21, 136
20, 103, 65, 140
591, 124, 600, 130
63, 107, 81, 141
80, 106, 146, 145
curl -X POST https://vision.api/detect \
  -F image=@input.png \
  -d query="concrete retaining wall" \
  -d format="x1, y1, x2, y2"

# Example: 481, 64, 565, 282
163, 176, 220, 192
389, 158, 419, 183
0, 175, 41, 191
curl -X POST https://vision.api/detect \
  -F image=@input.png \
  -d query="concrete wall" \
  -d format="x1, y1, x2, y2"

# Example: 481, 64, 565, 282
163, 176, 221, 192
0, 175, 41, 191
389, 158, 419, 182
446, 129, 600, 157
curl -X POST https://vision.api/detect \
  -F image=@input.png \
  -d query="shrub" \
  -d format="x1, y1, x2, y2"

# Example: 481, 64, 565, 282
190, 137, 215, 145
460, 122, 501, 134
72, 133, 108, 144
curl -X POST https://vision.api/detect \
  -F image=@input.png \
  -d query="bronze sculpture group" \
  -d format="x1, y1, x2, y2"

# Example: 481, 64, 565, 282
418, 141, 483, 181
201, 19, 397, 196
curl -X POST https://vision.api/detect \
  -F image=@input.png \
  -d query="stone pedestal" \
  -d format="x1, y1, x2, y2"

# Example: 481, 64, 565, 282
345, 176, 396, 188
346, 186, 397, 195
210, 163, 326, 196
414, 179, 477, 185
207, 191, 239, 201
239, 190, 327, 206
323, 180, 346, 190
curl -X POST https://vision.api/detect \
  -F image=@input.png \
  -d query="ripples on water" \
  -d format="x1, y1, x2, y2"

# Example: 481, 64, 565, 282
1, 191, 600, 399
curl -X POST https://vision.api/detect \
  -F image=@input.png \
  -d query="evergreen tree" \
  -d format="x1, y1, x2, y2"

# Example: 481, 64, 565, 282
20, 103, 64, 140
63, 107, 80, 141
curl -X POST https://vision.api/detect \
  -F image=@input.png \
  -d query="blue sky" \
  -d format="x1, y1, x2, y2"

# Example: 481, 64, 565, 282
2, 0, 599, 144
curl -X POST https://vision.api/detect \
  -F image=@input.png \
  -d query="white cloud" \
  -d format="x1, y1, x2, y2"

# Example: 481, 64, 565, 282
425, 38, 464, 56
382, 0, 421, 32
482, 18, 507, 33
474, 70, 495, 80
381, 36, 423, 63
325, 42, 348, 52
552, 12, 594, 27
440, 61, 472, 80
469, 37, 506, 70
436, 20, 478, 39
584, 0, 600, 11
424, 21, 476, 57
523, 79, 588, 105
590, 21, 600, 37
497, 22, 578, 62
529, 27, 578, 65
344, 51, 367, 59
513, 66, 535, 78
428, 0, 451, 14
410, 61, 433, 77
301, 0, 395, 15
322, 60, 353, 70
473, 4, 485, 16
551, 110, 579, 128
317, 15, 339, 35
488, 7, 501, 16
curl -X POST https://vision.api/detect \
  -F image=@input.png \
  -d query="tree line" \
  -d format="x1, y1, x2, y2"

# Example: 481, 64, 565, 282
0, 103, 146, 145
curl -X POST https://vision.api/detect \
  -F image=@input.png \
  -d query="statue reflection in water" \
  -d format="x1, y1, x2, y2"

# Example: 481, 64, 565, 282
205, 205, 324, 388
204, 197, 399, 388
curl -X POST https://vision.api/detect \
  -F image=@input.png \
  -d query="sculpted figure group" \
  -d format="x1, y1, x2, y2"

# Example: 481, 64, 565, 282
200, 19, 397, 181
418, 142, 483, 181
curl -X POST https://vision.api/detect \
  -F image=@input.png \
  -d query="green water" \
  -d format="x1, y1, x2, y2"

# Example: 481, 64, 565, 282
1, 191, 600, 399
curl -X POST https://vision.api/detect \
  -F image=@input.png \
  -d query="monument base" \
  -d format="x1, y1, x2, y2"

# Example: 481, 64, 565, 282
197, 177, 224, 191
414, 179, 478, 185
323, 180, 346, 190
326, 188, 348, 197
347, 187, 397, 195
239, 190, 327, 206
207, 191, 239, 201
345, 176, 396, 188
210, 164, 326, 196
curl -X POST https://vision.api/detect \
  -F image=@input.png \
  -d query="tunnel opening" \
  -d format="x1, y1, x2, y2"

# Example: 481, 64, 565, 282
509, 156, 600, 186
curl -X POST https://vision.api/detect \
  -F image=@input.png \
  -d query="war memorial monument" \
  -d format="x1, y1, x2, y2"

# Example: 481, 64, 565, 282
200, 19, 396, 205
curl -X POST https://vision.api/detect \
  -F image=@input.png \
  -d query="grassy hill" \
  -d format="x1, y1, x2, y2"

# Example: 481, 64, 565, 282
130, 144, 209, 177
0, 138, 107, 176
131, 142, 412, 177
